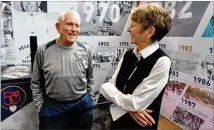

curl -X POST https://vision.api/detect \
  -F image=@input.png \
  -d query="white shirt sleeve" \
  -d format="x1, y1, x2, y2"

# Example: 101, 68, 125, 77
100, 56, 171, 111
100, 54, 124, 101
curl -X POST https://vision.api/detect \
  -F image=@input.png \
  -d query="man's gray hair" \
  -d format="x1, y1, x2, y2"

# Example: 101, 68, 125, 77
57, 10, 81, 24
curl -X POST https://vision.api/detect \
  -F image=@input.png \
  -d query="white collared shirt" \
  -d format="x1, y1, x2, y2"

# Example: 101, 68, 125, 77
100, 42, 171, 121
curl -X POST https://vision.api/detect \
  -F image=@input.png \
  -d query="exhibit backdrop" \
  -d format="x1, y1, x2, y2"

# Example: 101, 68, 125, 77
0, 1, 213, 130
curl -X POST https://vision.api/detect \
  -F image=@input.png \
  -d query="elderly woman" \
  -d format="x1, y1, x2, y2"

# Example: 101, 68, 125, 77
100, 3, 172, 129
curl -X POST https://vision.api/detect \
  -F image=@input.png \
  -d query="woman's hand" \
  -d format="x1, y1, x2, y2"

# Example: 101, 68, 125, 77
129, 109, 155, 127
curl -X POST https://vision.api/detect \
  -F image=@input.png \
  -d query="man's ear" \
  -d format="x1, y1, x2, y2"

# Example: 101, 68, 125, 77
55, 23, 60, 33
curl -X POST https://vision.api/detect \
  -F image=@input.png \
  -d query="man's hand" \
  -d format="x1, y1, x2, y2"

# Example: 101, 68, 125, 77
129, 109, 155, 127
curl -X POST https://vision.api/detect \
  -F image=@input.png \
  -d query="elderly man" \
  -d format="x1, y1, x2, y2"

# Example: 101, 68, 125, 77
100, 3, 172, 129
30, 10, 95, 129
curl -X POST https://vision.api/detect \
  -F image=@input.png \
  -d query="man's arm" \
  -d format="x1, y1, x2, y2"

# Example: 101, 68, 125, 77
30, 47, 45, 112
100, 56, 171, 111
86, 48, 95, 100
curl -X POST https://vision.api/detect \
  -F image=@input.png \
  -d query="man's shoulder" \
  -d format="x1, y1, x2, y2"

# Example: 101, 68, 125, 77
76, 41, 91, 51
38, 39, 56, 51
45, 39, 57, 49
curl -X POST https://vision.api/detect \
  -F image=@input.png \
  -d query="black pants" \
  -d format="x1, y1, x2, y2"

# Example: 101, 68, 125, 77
39, 94, 93, 130
110, 113, 158, 130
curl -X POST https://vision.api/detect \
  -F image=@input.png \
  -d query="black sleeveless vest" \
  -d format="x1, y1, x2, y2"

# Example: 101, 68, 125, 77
115, 48, 171, 129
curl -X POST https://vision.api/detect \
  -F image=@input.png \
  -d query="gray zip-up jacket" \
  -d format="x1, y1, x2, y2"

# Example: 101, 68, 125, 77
30, 39, 95, 112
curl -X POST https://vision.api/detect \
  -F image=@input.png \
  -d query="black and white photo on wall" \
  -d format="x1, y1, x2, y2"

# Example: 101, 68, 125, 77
171, 58, 198, 75
0, 29, 4, 47
116, 47, 128, 61
78, 1, 134, 36
0, 1, 12, 11
0, 1, 13, 49
148, 1, 211, 37
3, 11, 12, 29
0, 13, 2, 29
1, 28, 13, 48
0, 28, 14, 48
13, 1, 47, 12
92, 51, 116, 63
198, 60, 214, 81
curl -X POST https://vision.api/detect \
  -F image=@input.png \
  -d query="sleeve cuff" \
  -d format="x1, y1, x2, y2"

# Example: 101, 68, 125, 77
100, 82, 119, 101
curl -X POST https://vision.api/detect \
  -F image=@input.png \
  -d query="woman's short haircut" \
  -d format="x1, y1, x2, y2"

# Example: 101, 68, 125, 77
130, 3, 172, 42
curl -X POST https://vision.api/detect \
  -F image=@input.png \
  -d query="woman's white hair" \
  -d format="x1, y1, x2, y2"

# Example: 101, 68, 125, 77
57, 10, 81, 24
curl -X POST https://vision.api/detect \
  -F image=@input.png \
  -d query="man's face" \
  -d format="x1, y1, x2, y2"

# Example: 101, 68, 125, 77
56, 13, 80, 44
21, 1, 40, 12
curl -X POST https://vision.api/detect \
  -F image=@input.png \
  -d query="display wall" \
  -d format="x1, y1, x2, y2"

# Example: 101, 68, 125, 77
1, 1, 213, 130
